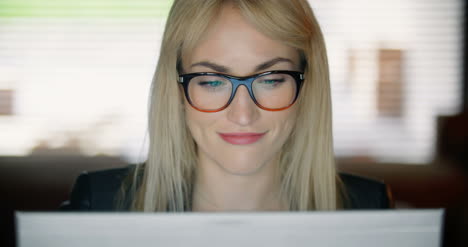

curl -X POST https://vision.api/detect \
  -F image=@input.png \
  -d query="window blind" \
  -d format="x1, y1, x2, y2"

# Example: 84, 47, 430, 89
0, 0, 463, 164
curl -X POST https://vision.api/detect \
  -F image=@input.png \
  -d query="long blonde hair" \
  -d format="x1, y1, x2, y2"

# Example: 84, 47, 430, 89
118, 0, 341, 212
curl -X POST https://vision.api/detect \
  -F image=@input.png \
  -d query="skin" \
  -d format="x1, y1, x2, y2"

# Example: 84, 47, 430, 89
183, 4, 301, 211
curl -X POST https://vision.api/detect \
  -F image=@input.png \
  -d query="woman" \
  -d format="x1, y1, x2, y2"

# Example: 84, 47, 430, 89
61, 0, 391, 212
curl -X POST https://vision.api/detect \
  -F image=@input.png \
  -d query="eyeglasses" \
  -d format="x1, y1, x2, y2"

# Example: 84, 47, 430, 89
178, 70, 304, 112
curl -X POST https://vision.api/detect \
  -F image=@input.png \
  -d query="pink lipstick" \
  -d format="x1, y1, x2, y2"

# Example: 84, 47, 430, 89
218, 132, 266, 145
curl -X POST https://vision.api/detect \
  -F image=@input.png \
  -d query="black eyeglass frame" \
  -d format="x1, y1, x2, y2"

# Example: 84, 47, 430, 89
178, 70, 304, 112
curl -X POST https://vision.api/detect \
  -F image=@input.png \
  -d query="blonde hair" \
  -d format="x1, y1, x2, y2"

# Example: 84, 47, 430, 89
118, 0, 342, 212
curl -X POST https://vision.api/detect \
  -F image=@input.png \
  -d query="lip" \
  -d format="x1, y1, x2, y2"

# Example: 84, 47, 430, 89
218, 132, 266, 145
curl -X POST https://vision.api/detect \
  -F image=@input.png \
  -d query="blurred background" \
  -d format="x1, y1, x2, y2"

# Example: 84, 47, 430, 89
1, 0, 467, 246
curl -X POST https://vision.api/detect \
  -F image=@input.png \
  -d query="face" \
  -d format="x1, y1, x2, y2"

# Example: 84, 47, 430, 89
182, 5, 301, 176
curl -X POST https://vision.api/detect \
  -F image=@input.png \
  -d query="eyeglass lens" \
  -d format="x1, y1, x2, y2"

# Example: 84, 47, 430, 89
187, 73, 297, 111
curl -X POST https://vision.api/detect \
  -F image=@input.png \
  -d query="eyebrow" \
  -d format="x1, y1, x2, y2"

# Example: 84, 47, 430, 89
190, 61, 229, 73
190, 57, 295, 73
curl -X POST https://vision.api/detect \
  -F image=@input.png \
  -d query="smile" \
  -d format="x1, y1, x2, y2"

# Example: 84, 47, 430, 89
218, 132, 266, 145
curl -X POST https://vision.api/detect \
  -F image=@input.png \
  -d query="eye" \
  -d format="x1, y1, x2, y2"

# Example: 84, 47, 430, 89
257, 77, 286, 88
198, 80, 225, 87
261, 78, 285, 84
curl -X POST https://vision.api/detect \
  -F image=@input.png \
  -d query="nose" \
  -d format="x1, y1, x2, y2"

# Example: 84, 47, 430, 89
226, 85, 259, 126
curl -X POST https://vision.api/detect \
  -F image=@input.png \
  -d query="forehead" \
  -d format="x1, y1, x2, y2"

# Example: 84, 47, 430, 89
182, 5, 300, 75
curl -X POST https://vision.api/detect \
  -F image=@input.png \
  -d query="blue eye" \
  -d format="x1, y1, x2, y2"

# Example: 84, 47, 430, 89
262, 79, 284, 84
258, 78, 285, 87
198, 80, 224, 87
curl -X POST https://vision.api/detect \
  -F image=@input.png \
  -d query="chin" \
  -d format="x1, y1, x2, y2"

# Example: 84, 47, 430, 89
215, 155, 271, 176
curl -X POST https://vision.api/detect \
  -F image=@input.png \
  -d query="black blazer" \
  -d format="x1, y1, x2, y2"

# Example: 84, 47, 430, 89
60, 165, 392, 211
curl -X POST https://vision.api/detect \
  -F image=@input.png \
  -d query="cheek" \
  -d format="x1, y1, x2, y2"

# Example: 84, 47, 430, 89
268, 107, 298, 150
274, 107, 298, 133
184, 102, 218, 142
184, 102, 202, 136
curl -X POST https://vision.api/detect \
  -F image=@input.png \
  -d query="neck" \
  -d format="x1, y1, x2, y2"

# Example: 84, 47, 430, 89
191, 155, 287, 212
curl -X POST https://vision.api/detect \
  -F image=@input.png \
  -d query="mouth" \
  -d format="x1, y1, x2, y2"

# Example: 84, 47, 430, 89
218, 132, 266, 145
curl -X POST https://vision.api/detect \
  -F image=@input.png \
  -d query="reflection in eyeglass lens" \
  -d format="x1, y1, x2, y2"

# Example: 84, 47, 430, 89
188, 73, 297, 111
189, 76, 232, 111
253, 74, 296, 109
